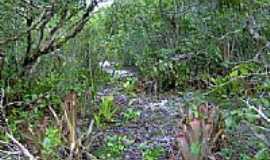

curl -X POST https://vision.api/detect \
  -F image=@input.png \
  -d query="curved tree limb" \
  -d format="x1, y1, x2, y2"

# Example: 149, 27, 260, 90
21, 0, 103, 73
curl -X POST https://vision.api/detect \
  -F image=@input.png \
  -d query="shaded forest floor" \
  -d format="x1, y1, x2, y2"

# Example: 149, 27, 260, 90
91, 82, 182, 159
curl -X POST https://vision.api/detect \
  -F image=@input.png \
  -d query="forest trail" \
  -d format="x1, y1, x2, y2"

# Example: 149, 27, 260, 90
2, 0, 269, 159
92, 63, 184, 159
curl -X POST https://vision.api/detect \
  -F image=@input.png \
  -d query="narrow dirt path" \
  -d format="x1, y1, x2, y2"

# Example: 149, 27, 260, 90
92, 81, 183, 159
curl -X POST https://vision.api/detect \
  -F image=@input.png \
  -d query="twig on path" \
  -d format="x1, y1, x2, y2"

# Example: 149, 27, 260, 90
6, 133, 37, 160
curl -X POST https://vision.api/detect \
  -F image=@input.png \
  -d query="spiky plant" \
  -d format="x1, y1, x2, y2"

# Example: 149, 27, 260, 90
177, 103, 224, 160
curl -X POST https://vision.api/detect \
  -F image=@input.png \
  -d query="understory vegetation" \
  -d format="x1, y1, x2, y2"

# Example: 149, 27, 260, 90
0, 0, 269, 159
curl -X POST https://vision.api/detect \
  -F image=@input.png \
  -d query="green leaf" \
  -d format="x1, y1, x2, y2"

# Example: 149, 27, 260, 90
190, 142, 201, 156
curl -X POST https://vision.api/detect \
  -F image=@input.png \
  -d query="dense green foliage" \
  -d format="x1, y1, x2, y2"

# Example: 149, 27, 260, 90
0, 0, 269, 159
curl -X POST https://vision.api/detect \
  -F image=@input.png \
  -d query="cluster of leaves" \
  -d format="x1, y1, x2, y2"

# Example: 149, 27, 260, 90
95, 135, 132, 160
42, 127, 62, 159
122, 108, 141, 123
140, 145, 165, 160
91, 0, 270, 92
94, 96, 118, 128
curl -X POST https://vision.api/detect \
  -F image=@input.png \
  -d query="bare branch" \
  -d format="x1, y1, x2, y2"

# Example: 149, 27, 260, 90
242, 99, 270, 123
0, 88, 4, 107
0, 88, 8, 132
26, 1, 34, 55
22, 0, 102, 71
6, 133, 37, 160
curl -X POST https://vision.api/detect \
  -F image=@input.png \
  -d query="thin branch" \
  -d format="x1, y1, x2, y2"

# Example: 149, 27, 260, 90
242, 99, 270, 123
4, 101, 25, 107
22, 0, 102, 71
19, 0, 41, 9
49, 6, 69, 36
6, 133, 37, 160
4, 92, 49, 108
0, 8, 49, 45
204, 72, 270, 96
48, 105, 61, 127
0, 149, 21, 155
78, 120, 94, 142
0, 88, 8, 132
218, 29, 242, 41
55, 1, 98, 48
246, 15, 270, 60
26, 1, 34, 55
0, 88, 4, 107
